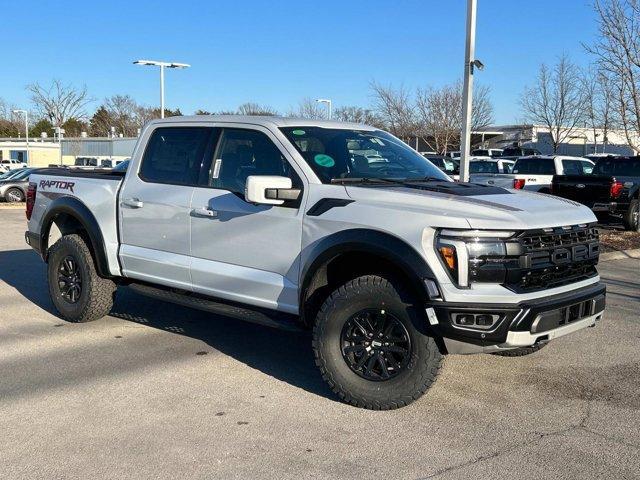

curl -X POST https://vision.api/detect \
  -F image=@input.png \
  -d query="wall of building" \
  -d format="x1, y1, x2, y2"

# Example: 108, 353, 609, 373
0, 143, 61, 167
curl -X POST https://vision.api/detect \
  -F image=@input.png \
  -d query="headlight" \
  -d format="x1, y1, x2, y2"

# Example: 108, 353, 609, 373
436, 230, 521, 287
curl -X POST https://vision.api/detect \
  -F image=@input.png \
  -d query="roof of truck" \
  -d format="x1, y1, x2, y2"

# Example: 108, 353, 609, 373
147, 115, 378, 131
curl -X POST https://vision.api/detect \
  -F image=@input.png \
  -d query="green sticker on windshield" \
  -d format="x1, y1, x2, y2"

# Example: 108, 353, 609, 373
292, 129, 306, 136
314, 154, 335, 167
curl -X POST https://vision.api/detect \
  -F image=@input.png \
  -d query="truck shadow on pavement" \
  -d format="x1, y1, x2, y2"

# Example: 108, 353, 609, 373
0, 248, 336, 402
110, 287, 337, 402
0, 249, 56, 314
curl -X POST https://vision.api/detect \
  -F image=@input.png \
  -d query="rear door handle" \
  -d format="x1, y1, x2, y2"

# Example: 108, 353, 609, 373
122, 198, 144, 208
192, 207, 217, 218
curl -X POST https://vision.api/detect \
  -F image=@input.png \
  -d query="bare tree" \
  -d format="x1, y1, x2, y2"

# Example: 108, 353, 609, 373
288, 98, 327, 119
520, 56, 586, 153
333, 106, 385, 127
582, 69, 616, 153
370, 82, 416, 141
27, 79, 92, 126
0, 98, 23, 137
587, 0, 640, 152
414, 81, 494, 154
104, 95, 139, 136
237, 102, 279, 116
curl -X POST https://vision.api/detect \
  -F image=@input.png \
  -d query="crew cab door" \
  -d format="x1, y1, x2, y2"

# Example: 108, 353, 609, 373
189, 126, 306, 313
119, 125, 217, 289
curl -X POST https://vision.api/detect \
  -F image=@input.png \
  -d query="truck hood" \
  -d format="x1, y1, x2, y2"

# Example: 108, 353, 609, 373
344, 183, 596, 230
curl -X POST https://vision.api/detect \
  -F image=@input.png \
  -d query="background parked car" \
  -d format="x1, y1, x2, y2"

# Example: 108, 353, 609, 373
0, 167, 40, 202
471, 155, 594, 192
471, 148, 503, 158
0, 159, 28, 172
552, 156, 640, 230
501, 146, 542, 158
422, 155, 459, 178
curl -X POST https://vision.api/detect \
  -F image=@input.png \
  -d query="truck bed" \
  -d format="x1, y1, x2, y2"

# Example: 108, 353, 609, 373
28, 168, 125, 277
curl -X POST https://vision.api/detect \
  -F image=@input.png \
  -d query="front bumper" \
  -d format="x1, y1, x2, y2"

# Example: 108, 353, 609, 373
427, 282, 606, 354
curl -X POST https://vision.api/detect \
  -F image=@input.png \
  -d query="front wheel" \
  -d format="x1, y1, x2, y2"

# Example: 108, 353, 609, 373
47, 234, 116, 323
313, 275, 442, 410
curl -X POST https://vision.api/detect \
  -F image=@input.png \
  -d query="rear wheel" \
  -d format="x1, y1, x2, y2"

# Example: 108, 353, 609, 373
623, 199, 639, 231
47, 234, 116, 323
4, 187, 24, 202
313, 275, 442, 410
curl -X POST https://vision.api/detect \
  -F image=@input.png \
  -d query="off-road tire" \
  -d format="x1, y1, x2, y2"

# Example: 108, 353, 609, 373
491, 342, 547, 357
4, 187, 25, 202
312, 275, 442, 410
47, 234, 116, 323
623, 199, 640, 231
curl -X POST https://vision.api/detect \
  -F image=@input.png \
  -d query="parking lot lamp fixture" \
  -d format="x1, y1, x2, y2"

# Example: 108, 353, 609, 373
133, 60, 191, 119
316, 99, 332, 120
12, 109, 29, 166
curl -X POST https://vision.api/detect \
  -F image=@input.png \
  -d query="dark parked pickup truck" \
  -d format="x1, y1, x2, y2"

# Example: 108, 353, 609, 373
552, 156, 640, 231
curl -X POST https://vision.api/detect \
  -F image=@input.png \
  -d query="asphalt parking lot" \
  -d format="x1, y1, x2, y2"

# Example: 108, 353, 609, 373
1, 208, 639, 480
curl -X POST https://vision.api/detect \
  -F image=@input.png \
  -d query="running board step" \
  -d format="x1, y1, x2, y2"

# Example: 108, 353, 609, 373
128, 283, 305, 332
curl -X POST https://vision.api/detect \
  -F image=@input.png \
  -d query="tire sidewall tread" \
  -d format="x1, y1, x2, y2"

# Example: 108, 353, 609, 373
312, 274, 442, 410
47, 234, 115, 323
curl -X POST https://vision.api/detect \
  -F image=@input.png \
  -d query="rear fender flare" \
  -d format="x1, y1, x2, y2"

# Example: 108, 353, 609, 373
40, 196, 112, 278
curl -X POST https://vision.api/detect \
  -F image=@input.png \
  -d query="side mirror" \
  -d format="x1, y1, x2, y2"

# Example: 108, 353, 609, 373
245, 176, 301, 205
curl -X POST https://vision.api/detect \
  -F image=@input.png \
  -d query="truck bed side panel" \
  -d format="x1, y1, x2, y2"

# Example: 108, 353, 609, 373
28, 170, 124, 276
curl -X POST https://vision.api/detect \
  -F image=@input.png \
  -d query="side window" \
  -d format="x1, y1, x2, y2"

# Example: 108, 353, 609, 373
581, 161, 594, 174
210, 128, 300, 194
562, 160, 582, 175
140, 127, 213, 185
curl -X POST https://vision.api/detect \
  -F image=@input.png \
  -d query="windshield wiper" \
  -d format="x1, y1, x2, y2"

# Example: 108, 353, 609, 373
330, 177, 411, 185
403, 176, 444, 183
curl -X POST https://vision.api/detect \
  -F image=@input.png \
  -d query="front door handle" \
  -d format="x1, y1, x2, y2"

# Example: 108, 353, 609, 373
192, 207, 217, 218
122, 198, 144, 208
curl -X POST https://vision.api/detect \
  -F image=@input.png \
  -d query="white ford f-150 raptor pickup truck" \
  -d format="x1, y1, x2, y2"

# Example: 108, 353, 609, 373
24, 116, 606, 410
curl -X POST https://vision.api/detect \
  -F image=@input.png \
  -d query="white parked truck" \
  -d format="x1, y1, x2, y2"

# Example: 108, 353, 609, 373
471, 155, 594, 192
25, 116, 606, 409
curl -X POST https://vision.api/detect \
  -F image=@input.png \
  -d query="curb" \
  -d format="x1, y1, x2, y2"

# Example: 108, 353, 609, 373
600, 248, 640, 261
0, 204, 25, 209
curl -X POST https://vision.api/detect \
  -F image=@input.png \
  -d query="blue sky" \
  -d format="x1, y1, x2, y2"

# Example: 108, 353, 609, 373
2, 0, 597, 124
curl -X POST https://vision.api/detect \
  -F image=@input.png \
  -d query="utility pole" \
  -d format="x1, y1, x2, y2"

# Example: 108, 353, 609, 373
460, 0, 483, 183
12, 110, 29, 165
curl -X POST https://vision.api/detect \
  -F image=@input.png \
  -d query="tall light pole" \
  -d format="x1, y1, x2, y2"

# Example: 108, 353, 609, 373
12, 109, 29, 165
459, 0, 483, 183
316, 98, 332, 120
133, 60, 190, 118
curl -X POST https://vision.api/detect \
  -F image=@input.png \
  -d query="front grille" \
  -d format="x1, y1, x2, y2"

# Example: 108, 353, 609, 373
507, 225, 599, 292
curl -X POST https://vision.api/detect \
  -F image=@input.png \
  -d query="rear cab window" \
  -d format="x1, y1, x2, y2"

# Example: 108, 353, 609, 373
513, 158, 555, 175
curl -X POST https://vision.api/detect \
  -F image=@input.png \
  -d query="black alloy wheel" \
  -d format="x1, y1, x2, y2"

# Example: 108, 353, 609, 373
58, 255, 82, 303
340, 309, 411, 381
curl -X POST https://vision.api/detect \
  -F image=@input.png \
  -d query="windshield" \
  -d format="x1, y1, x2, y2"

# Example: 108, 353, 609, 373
593, 159, 640, 176
280, 127, 450, 183
113, 160, 130, 172
469, 161, 499, 174
7, 168, 34, 180
0, 168, 30, 180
